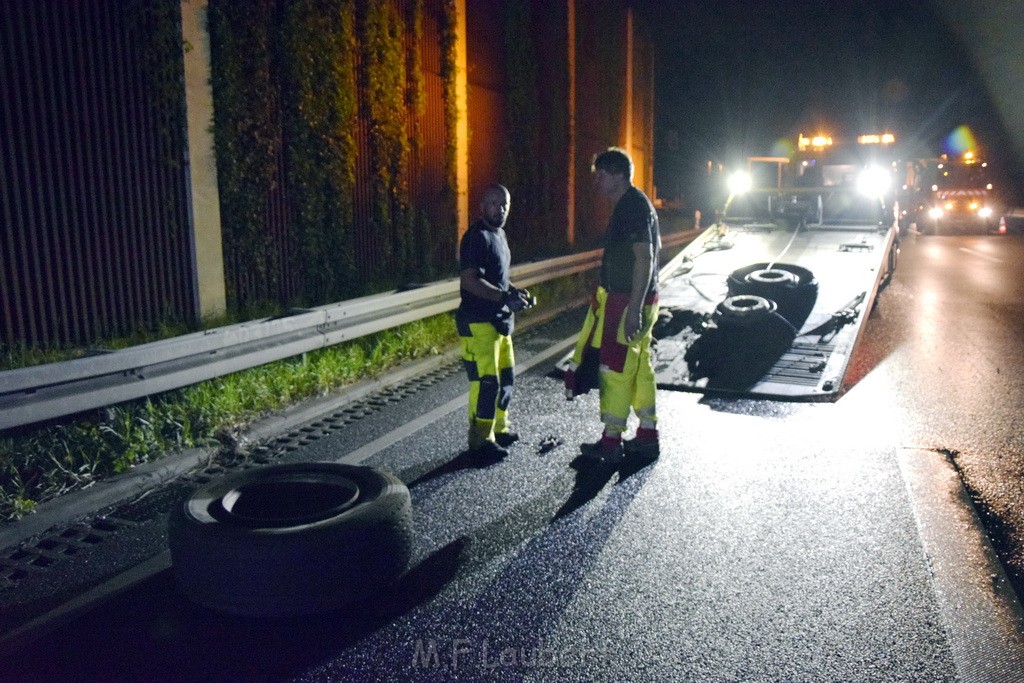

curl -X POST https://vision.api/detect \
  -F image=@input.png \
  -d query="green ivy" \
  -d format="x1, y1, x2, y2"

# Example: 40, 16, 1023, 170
208, 0, 282, 311
540, 2, 570, 254
209, 0, 453, 310
499, 0, 570, 258
501, 0, 539, 211
404, 0, 447, 282
439, 0, 459, 221
405, 0, 426, 139
360, 0, 414, 286
281, 0, 359, 302
124, 0, 187, 168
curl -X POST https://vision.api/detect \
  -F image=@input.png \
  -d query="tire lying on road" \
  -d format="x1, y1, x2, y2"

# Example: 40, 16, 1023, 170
168, 462, 413, 616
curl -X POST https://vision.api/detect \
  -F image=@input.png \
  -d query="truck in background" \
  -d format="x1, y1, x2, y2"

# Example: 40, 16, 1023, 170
901, 151, 1003, 235
644, 132, 900, 401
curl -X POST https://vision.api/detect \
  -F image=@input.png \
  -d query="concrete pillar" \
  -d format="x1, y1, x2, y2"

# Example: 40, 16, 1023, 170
181, 0, 226, 320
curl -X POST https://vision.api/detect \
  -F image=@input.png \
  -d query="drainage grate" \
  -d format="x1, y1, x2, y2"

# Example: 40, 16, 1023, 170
107, 481, 196, 524
761, 342, 835, 387
262, 360, 463, 454
0, 517, 127, 586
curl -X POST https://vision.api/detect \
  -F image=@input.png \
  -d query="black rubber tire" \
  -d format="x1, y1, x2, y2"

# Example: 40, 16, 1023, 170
716, 294, 775, 321
168, 462, 413, 616
686, 305, 796, 389
746, 268, 798, 286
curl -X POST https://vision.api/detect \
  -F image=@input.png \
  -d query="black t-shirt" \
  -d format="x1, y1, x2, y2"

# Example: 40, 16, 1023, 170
458, 219, 511, 324
601, 186, 661, 295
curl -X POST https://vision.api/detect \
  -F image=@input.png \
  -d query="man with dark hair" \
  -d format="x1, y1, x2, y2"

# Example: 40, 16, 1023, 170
566, 147, 660, 465
457, 183, 534, 460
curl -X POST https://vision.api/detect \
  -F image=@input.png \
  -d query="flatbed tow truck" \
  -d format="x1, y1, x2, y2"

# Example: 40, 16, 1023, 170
649, 134, 901, 400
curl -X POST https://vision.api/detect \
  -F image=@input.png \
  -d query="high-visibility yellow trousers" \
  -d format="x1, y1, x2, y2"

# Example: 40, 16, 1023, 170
573, 286, 658, 434
458, 320, 515, 448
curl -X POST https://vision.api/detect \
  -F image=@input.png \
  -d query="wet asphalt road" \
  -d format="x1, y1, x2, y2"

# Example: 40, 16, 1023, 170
849, 230, 1024, 595
3, 232, 1024, 681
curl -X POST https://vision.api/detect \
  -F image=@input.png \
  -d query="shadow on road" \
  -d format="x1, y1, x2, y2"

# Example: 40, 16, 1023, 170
401, 447, 509, 490
3, 444, 658, 680
1, 537, 470, 682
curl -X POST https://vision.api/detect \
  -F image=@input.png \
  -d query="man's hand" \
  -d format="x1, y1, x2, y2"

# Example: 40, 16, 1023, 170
625, 241, 653, 342
502, 286, 535, 312
624, 304, 642, 342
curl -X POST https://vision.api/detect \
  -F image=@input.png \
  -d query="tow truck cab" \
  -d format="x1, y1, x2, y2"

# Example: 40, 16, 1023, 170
730, 133, 900, 236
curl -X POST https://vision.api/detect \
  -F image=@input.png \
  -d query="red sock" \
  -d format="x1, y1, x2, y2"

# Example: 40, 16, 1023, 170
634, 427, 658, 442
601, 432, 622, 448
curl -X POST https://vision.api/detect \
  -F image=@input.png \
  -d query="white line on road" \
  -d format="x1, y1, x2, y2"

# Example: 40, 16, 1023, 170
0, 551, 173, 658
337, 333, 578, 465
957, 246, 1003, 263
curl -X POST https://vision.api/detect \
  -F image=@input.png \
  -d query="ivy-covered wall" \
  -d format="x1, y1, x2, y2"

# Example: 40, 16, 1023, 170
281, 0, 358, 304
208, 0, 456, 314
207, 0, 649, 314
208, 0, 283, 313
499, 0, 570, 258
0, 0, 652, 349
359, 0, 414, 287
574, 0, 630, 248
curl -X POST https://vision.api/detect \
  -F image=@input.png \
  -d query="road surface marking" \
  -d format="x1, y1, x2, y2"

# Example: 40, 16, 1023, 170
337, 334, 579, 465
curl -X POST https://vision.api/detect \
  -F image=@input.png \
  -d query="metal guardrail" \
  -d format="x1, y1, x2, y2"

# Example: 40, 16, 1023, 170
0, 230, 697, 431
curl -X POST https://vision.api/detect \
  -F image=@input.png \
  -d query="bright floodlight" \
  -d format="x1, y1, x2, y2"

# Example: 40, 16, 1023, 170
978, 207, 993, 218
728, 171, 752, 195
857, 166, 890, 197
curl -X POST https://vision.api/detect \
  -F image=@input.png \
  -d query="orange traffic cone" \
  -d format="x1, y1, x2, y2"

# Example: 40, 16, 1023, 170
999, 216, 1007, 234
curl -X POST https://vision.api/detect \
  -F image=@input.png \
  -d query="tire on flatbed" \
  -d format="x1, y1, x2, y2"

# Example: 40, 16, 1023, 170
168, 462, 413, 616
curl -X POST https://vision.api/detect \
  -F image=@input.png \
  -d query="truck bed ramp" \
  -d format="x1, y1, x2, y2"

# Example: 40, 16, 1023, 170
651, 220, 896, 400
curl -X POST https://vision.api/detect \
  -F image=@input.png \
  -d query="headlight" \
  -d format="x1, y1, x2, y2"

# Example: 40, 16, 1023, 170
728, 171, 752, 195
978, 207, 993, 218
857, 166, 890, 197
928, 207, 944, 219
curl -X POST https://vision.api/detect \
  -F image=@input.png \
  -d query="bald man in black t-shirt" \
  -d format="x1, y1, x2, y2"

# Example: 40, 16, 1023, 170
457, 183, 534, 460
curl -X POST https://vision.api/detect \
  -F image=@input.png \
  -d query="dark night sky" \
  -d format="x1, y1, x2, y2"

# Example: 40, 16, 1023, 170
635, 0, 1018, 201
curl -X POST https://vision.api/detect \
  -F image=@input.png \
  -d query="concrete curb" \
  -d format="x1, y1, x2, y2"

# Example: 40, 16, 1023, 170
0, 448, 215, 552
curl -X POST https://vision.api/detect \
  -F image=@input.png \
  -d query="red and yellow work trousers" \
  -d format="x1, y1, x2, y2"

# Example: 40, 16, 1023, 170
458, 319, 515, 449
571, 286, 658, 434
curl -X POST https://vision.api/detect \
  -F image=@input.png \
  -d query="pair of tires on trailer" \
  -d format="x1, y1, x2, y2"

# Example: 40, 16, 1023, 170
685, 263, 818, 389
168, 462, 414, 617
